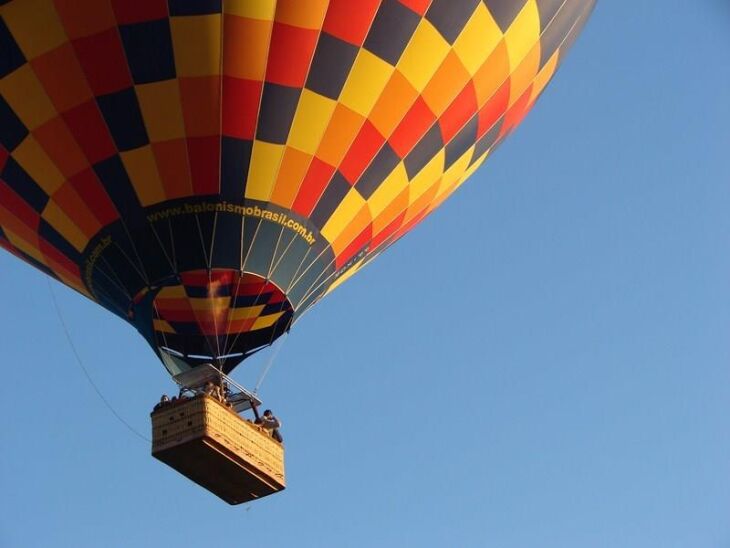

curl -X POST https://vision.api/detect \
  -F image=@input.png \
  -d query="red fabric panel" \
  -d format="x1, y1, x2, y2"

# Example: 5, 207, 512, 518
397, 0, 430, 16
439, 83, 478, 143
322, 0, 380, 46
186, 136, 220, 195
62, 100, 116, 164
335, 224, 372, 268
292, 157, 335, 217
222, 77, 262, 140
265, 23, 319, 87
110, 0, 168, 25
73, 28, 132, 95
477, 81, 510, 138
389, 97, 436, 158
339, 121, 384, 184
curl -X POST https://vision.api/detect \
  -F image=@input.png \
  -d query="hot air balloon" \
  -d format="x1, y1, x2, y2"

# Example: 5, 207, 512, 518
0, 0, 595, 503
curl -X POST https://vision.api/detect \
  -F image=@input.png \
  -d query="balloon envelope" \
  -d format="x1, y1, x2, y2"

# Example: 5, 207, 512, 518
0, 0, 595, 374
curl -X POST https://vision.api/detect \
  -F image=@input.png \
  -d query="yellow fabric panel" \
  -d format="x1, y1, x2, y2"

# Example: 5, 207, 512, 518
332, 204, 371, 258
3, 228, 45, 265
504, 0, 541, 70
0, 65, 57, 130
433, 146, 474, 203
1, 0, 67, 58
339, 50, 395, 117
274, 0, 328, 28
41, 200, 89, 251
136, 81, 186, 142
12, 136, 65, 195
508, 43, 540, 106
529, 51, 559, 104
245, 141, 285, 200
171, 15, 222, 77
403, 178, 440, 225
121, 147, 167, 206
230, 305, 266, 321
408, 150, 445, 203
251, 311, 285, 330
224, 0, 276, 20
397, 19, 451, 93
450, 150, 489, 195
453, 3, 503, 76
153, 319, 176, 334
223, 15, 273, 80
287, 89, 336, 154
321, 188, 367, 243
190, 296, 230, 311
366, 162, 409, 219
158, 285, 188, 299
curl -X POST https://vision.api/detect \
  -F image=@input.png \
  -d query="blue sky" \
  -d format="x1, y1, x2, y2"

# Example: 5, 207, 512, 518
2, 2, 729, 547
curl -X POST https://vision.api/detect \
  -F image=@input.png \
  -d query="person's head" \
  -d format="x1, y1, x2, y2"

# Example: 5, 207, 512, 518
263, 409, 272, 417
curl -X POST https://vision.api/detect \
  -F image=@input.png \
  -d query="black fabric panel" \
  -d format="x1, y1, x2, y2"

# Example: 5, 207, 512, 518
1, 157, 48, 213
539, 0, 586, 67
241, 219, 279, 277
232, 292, 273, 307
256, 83, 301, 144
310, 171, 351, 229
96, 88, 149, 151
557, 1, 595, 65
169, 212, 210, 273
426, 0, 480, 44
134, 224, 175, 283
364, 0, 421, 65
306, 32, 358, 100
119, 19, 176, 84
535, 0, 564, 28
168, 0, 222, 16
99, 223, 150, 291
285, 257, 329, 309
220, 137, 251, 202
0, 17, 25, 78
268, 232, 314, 296
211, 212, 244, 269
355, 143, 400, 199
403, 124, 443, 178
0, 95, 28, 151
482, 0, 528, 32
472, 120, 502, 162
444, 115, 478, 169
93, 155, 145, 226
37, 219, 81, 263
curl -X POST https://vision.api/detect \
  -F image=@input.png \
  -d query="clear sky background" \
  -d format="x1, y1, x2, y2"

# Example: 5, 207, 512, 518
2, 2, 729, 547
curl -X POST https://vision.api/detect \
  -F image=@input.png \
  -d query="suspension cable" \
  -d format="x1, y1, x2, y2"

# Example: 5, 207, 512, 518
254, 332, 288, 395
47, 278, 150, 443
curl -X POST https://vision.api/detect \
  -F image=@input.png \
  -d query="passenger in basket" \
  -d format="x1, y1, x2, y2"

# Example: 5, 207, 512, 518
153, 394, 170, 411
260, 409, 283, 443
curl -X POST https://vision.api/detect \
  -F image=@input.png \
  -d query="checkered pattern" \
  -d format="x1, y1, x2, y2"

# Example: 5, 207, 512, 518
142, 270, 293, 367
0, 0, 595, 371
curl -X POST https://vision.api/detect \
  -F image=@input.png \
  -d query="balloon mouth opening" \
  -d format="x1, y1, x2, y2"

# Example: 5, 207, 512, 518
129, 269, 293, 374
